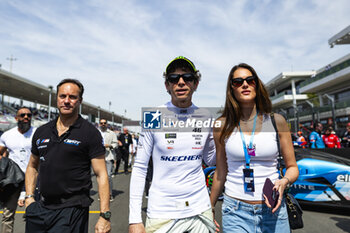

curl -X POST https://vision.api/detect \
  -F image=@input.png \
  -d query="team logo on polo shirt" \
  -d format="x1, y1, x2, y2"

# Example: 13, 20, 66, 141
36, 138, 50, 149
64, 139, 81, 146
36, 138, 50, 146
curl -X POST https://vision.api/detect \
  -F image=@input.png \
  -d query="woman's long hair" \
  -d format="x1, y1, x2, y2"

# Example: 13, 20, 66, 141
219, 63, 272, 143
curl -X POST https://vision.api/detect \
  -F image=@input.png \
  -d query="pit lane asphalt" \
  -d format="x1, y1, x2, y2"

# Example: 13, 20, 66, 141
7, 170, 350, 233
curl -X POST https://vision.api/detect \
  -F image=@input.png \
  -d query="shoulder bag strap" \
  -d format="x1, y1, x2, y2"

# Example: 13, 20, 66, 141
270, 112, 284, 177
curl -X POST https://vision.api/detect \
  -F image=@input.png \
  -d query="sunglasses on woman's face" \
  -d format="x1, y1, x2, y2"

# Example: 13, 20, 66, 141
167, 73, 197, 84
231, 76, 256, 88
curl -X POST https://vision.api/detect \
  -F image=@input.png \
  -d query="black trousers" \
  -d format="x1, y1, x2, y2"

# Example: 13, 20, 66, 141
115, 148, 129, 173
25, 202, 89, 233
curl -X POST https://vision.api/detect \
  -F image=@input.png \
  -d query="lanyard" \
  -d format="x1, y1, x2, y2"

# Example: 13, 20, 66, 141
239, 112, 258, 169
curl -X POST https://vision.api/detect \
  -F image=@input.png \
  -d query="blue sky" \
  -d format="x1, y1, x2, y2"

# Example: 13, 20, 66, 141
1, 0, 349, 120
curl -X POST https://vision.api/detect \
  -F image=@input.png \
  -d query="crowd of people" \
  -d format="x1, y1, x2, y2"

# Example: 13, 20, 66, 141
0, 56, 349, 233
98, 120, 139, 202
295, 122, 350, 149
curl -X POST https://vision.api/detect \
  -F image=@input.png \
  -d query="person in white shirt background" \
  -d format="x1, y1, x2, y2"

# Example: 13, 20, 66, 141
99, 118, 118, 202
0, 107, 36, 233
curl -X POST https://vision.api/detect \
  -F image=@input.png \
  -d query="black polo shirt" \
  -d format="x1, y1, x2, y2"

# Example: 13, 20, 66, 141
31, 115, 105, 209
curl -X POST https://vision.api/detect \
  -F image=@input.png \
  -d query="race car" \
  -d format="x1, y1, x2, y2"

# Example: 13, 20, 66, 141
203, 148, 350, 207
289, 148, 350, 208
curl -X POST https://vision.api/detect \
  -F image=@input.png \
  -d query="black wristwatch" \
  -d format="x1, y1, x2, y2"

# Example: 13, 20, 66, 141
100, 211, 111, 220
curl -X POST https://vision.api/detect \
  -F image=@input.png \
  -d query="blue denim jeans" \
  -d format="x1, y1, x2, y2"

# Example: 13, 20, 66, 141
222, 195, 290, 233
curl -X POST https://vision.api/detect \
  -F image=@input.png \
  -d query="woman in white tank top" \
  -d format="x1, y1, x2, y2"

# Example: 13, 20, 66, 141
210, 63, 299, 233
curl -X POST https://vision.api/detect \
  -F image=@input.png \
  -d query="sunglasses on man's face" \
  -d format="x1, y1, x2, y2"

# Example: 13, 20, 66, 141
167, 73, 197, 84
231, 76, 256, 88
100, 122, 107, 125
18, 113, 32, 118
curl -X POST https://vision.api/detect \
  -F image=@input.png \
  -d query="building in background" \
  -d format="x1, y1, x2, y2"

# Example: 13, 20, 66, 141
266, 25, 350, 135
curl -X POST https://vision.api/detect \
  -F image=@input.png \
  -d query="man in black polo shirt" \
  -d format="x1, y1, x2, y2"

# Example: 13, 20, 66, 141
25, 79, 111, 233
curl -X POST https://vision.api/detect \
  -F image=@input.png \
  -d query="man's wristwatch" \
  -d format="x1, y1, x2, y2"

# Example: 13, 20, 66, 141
100, 211, 111, 220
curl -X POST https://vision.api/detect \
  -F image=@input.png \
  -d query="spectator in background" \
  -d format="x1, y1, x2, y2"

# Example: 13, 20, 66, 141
296, 131, 307, 148
323, 126, 341, 148
128, 134, 138, 168
341, 122, 350, 148
99, 118, 118, 202
113, 129, 121, 176
0, 108, 36, 233
309, 122, 325, 149
116, 127, 133, 175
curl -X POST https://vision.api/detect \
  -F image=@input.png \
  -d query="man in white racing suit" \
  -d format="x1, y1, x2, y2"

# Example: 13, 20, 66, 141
129, 56, 217, 233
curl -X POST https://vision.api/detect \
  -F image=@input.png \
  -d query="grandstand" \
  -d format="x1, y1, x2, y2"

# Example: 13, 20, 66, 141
266, 25, 350, 133
329, 25, 350, 48
0, 68, 126, 131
